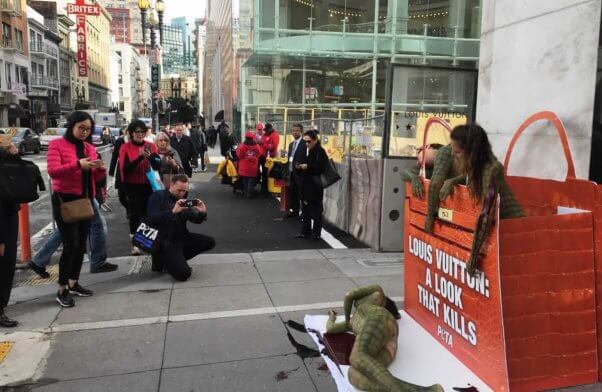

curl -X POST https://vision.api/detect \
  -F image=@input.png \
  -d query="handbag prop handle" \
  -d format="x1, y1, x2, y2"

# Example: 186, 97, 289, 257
503, 111, 576, 180
421, 117, 453, 175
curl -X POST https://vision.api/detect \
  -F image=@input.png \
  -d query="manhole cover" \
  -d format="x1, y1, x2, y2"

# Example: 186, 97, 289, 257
356, 257, 403, 268
0, 342, 13, 364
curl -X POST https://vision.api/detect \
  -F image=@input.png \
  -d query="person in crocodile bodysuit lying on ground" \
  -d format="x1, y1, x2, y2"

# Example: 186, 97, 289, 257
326, 285, 443, 392
423, 123, 525, 274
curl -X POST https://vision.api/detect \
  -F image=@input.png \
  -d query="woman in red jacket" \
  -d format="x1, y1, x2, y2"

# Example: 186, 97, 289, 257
236, 131, 263, 198
47, 111, 104, 308
119, 120, 161, 255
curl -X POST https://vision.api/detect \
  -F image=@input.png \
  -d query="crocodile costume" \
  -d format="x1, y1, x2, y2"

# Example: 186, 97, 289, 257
424, 145, 525, 273
326, 285, 443, 392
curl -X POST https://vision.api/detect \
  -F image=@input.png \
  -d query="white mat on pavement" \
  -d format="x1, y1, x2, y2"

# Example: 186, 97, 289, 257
304, 311, 493, 392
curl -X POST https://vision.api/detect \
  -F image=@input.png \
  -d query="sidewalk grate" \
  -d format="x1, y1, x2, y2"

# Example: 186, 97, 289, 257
0, 342, 13, 364
13, 265, 59, 287
356, 257, 403, 268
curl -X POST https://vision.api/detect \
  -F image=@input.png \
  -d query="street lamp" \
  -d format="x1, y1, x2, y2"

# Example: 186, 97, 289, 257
137, 0, 150, 47
155, 0, 165, 46
138, 0, 165, 133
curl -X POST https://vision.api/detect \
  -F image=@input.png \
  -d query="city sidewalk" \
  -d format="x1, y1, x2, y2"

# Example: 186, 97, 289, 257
1, 248, 404, 391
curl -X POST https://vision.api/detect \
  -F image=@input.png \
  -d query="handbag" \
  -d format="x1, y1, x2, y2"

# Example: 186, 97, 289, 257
313, 158, 341, 189
146, 169, 164, 192
132, 221, 163, 253
204, 152, 211, 168
59, 195, 94, 223
132, 191, 167, 253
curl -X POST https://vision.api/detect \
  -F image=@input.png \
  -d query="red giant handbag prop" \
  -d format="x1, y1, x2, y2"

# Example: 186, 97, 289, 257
404, 112, 598, 391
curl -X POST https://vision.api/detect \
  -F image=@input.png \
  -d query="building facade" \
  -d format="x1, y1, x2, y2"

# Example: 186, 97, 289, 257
57, 14, 73, 115
0, 0, 30, 127
204, 0, 235, 126
106, 7, 130, 43
100, 0, 143, 45
161, 23, 183, 75
234, 0, 480, 129
85, 3, 112, 110
27, 5, 60, 130
110, 42, 150, 122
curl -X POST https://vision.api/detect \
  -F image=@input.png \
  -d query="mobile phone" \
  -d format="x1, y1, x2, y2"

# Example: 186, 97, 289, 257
183, 199, 199, 208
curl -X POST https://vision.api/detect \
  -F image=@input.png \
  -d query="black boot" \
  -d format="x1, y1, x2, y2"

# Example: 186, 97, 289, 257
0, 309, 18, 328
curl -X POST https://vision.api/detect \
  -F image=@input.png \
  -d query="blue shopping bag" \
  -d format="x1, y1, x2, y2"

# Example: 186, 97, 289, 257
146, 169, 163, 192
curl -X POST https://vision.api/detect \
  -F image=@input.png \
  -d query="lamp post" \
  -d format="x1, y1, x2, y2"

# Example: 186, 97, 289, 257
138, 0, 164, 133
155, 0, 164, 46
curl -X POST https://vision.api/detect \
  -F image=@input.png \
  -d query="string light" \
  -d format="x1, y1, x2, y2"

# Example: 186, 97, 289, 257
293, 0, 314, 8
409, 10, 449, 19
328, 8, 362, 18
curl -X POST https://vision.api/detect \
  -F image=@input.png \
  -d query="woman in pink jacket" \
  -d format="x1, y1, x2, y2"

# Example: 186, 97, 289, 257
47, 111, 104, 308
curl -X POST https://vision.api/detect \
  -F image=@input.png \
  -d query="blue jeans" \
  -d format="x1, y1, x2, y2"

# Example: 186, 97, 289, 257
32, 199, 107, 271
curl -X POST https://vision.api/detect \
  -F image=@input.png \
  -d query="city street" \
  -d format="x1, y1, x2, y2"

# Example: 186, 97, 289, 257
1, 146, 401, 391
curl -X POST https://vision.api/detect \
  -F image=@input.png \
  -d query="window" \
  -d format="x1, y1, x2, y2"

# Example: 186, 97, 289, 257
14, 29, 22, 51
2, 23, 11, 47
5, 62, 11, 89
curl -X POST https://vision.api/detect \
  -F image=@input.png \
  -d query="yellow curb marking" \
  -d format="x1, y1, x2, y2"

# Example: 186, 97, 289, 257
0, 341, 14, 364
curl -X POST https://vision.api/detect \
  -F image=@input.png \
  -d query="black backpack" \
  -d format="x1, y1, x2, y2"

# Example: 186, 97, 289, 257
0, 155, 45, 203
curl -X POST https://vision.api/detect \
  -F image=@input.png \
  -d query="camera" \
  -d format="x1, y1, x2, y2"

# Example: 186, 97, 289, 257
183, 199, 199, 208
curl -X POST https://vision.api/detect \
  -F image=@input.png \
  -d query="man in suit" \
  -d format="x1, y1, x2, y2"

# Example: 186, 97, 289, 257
286, 123, 307, 218
170, 124, 196, 177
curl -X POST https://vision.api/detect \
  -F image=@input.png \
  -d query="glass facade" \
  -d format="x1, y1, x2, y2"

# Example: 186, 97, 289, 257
241, 0, 481, 129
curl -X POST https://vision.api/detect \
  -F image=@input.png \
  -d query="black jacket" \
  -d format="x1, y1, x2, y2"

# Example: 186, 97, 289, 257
109, 136, 126, 188
146, 190, 207, 244
287, 138, 307, 181
170, 135, 195, 177
298, 143, 328, 201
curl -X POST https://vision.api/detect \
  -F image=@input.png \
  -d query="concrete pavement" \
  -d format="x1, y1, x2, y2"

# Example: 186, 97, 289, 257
1, 248, 403, 391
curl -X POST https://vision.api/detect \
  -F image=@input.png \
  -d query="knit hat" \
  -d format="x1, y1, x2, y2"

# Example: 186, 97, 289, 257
255, 122, 265, 131
245, 131, 256, 139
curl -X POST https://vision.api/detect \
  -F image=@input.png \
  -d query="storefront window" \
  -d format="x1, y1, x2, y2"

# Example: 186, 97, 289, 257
386, 65, 477, 157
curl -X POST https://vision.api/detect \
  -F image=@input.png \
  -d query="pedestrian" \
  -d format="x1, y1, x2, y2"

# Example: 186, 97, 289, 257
29, 151, 117, 276
119, 119, 161, 255
146, 174, 215, 281
258, 123, 280, 194
194, 124, 208, 171
170, 124, 195, 177
0, 140, 21, 327
286, 124, 307, 217
189, 124, 202, 172
236, 131, 263, 198
101, 127, 112, 145
156, 131, 183, 186
218, 122, 238, 159
295, 130, 329, 240
47, 111, 104, 307
109, 130, 129, 217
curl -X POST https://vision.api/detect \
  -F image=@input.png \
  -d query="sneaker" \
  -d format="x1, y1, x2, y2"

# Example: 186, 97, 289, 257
29, 262, 50, 279
131, 246, 142, 256
56, 289, 75, 308
69, 283, 93, 297
90, 262, 118, 274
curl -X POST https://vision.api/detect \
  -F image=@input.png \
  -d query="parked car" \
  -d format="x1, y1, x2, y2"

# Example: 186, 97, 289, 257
1, 127, 41, 155
40, 128, 66, 150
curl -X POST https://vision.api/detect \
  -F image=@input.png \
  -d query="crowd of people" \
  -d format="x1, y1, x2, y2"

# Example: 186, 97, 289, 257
0, 113, 336, 328
0, 111, 217, 326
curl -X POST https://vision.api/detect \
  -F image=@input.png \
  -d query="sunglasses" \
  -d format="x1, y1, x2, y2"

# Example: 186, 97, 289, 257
133, 129, 146, 134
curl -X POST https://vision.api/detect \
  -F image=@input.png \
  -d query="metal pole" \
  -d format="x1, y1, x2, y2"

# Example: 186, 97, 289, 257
151, 26, 157, 133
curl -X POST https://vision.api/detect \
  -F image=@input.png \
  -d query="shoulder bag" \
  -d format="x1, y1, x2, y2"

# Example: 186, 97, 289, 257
59, 194, 94, 223
313, 158, 341, 189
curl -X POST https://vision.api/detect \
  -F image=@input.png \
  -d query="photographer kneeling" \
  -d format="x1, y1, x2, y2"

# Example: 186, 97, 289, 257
146, 174, 215, 281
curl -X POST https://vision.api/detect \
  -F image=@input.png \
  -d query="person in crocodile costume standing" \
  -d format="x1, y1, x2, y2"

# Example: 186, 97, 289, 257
326, 285, 443, 392
424, 123, 525, 274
